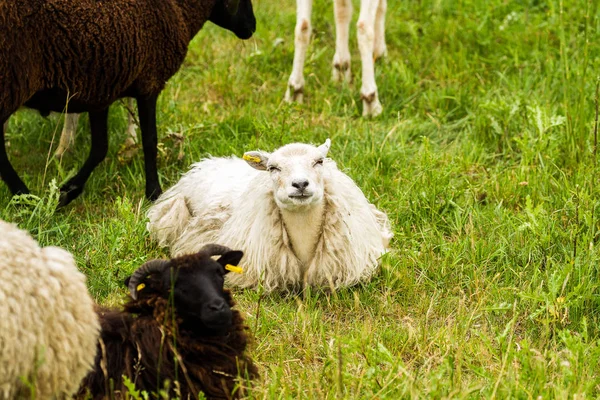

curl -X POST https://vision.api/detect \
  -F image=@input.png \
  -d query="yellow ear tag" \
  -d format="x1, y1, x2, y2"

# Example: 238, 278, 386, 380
225, 264, 244, 274
137, 283, 146, 292
243, 154, 261, 163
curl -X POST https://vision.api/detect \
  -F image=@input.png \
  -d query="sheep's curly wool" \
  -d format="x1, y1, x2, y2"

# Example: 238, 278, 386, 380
0, 0, 254, 205
0, 220, 100, 399
147, 156, 393, 292
0, 0, 210, 118
76, 290, 257, 399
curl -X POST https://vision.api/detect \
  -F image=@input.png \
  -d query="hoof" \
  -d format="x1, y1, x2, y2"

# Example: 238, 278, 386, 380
8, 184, 30, 199
360, 92, 383, 117
58, 192, 70, 208
124, 136, 137, 147
374, 44, 388, 61
284, 84, 304, 104
54, 146, 70, 158
58, 184, 83, 207
146, 186, 162, 202
332, 61, 352, 83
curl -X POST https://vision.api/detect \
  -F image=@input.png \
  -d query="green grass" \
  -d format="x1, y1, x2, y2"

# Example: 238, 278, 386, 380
2, 0, 600, 397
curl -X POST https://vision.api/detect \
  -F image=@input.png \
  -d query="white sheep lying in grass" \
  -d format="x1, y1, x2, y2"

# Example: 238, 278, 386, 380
0, 220, 99, 398
147, 139, 393, 292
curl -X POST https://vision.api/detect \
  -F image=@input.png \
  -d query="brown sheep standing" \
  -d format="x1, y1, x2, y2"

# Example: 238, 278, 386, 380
76, 244, 258, 399
0, 0, 255, 206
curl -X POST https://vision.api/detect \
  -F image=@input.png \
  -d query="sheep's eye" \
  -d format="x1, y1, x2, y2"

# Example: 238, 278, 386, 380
314, 159, 324, 167
267, 165, 281, 172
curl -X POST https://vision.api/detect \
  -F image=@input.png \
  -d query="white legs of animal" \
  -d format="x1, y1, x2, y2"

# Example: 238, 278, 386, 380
373, 0, 387, 59
332, 0, 353, 83
54, 98, 138, 157
123, 99, 138, 146
54, 113, 81, 157
284, 0, 313, 103
356, 0, 386, 117
6, 113, 84, 157
285, 0, 387, 117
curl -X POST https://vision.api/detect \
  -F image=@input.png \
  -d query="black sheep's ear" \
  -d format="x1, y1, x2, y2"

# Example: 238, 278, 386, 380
217, 250, 244, 274
127, 259, 171, 300
125, 274, 155, 296
126, 272, 166, 299
125, 276, 159, 300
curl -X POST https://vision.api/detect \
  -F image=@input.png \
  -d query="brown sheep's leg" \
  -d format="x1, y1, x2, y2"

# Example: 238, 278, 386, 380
0, 114, 30, 196
58, 107, 109, 207
137, 94, 162, 201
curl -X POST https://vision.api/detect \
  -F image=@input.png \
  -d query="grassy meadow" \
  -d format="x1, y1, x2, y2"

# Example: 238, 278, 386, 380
2, 0, 600, 397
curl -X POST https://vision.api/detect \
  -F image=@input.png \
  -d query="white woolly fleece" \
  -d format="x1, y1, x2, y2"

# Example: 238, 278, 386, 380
0, 220, 100, 399
147, 151, 393, 292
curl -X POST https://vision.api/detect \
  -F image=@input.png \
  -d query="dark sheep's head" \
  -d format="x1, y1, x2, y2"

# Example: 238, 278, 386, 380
209, 0, 256, 40
125, 244, 244, 335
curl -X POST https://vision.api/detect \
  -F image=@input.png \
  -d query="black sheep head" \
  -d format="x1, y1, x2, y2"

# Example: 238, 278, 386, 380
209, 0, 256, 40
125, 244, 244, 335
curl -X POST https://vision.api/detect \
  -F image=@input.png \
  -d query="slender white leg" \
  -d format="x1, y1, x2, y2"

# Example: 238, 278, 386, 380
125, 98, 138, 146
332, 0, 353, 82
55, 114, 81, 157
374, 0, 387, 59
2, 120, 7, 134
284, 0, 313, 103
357, 0, 383, 117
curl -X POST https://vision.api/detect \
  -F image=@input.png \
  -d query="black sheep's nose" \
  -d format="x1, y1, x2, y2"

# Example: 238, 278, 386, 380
208, 301, 227, 313
292, 180, 309, 190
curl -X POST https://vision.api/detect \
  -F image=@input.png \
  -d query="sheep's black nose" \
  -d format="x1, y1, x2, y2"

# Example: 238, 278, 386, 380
208, 301, 227, 313
292, 179, 309, 190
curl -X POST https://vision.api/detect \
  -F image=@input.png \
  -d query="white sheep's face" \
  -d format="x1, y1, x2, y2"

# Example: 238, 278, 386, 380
243, 139, 331, 211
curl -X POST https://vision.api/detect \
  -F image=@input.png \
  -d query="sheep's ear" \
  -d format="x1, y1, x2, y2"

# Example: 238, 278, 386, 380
125, 263, 168, 300
243, 151, 269, 171
125, 274, 160, 299
217, 250, 244, 274
317, 138, 331, 158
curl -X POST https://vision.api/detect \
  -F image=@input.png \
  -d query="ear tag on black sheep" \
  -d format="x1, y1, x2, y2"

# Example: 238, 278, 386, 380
225, 264, 244, 274
137, 283, 146, 292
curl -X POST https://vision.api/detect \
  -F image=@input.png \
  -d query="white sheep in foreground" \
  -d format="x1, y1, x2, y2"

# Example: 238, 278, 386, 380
0, 220, 100, 399
147, 139, 393, 292
284, 0, 387, 117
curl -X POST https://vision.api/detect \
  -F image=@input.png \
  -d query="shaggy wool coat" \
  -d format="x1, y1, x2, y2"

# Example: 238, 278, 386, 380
76, 291, 257, 399
147, 157, 393, 291
0, 0, 214, 120
0, 220, 100, 398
